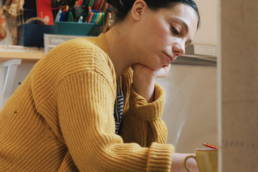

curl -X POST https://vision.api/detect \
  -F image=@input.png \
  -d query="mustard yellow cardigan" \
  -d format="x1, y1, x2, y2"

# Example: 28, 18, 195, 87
0, 34, 174, 171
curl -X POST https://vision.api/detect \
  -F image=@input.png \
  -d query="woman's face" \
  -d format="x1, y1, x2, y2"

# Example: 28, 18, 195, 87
133, 3, 198, 70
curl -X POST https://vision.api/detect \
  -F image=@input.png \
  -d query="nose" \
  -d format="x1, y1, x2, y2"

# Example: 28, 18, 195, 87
172, 42, 185, 57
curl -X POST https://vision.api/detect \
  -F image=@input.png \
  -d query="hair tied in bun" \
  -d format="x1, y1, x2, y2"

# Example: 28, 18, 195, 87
107, 0, 136, 13
106, 0, 125, 12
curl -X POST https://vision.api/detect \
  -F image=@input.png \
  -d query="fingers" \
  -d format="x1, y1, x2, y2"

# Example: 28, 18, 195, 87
155, 64, 171, 78
131, 64, 171, 79
164, 64, 171, 76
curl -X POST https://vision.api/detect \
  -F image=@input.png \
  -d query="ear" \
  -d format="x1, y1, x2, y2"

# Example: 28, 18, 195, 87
130, 0, 147, 22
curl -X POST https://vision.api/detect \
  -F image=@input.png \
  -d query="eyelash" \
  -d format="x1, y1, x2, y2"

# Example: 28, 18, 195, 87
171, 26, 180, 36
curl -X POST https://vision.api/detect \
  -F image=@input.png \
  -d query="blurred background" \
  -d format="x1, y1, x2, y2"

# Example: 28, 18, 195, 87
157, 0, 218, 153
0, 0, 218, 154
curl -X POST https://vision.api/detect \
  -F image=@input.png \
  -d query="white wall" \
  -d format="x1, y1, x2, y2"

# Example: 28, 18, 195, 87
0, 62, 35, 109
157, 65, 217, 153
192, 0, 218, 46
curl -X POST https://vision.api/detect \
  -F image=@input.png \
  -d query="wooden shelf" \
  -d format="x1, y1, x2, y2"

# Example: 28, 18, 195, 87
0, 51, 45, 62
0, 49, 45, 96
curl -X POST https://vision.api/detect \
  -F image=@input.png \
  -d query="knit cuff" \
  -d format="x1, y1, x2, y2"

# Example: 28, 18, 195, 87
147, 142, 174, 172
129, 83, 165, 121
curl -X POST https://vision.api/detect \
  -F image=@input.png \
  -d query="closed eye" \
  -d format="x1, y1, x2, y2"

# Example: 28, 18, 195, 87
171, 26, 180, 36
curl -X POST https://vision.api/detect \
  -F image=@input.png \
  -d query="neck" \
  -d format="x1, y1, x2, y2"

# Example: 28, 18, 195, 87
104, 24, 136, 79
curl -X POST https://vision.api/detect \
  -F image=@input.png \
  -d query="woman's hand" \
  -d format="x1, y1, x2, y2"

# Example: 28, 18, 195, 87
132, 64, 170, 79
171, 153, 199, 172
132, 64, 170, 103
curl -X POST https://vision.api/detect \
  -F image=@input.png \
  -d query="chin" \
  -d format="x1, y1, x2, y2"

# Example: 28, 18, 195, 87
142, 56, 163, 70
154, 61, 165, 70
151, 64, 163, 71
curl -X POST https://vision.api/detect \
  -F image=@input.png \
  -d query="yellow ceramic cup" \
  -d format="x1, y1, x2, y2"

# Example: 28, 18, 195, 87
184, 149, 218, 172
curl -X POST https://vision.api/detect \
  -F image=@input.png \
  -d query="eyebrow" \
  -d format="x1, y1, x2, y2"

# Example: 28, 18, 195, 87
175, 18, 192, 44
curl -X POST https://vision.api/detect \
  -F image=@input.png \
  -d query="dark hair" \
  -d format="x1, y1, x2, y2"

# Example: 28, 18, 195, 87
106, 0, 200, 28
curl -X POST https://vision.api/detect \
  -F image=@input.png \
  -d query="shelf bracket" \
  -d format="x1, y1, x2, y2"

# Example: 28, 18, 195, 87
3, 59, 22, 97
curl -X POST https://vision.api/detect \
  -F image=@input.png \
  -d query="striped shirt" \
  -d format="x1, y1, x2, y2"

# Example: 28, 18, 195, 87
113, 77, 124, 134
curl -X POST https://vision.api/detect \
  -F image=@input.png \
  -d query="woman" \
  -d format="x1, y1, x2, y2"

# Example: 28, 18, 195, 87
0, 0, 200, 171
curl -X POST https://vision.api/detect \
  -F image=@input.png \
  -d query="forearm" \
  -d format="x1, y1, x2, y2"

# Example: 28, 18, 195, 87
147, 118, 168, 145
132, 70, 156, 103
120, 83, 167, 146
132, 64, 170, 103
120, 111, 168, 147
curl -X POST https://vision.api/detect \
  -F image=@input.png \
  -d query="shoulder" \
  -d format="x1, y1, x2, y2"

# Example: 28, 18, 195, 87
35, 37, 113, 78
27, 37, 116, 107
29, 36, 116, 97
50, 37, 109, 69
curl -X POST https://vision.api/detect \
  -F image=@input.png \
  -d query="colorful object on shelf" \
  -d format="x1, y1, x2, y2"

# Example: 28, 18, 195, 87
0, 8, 7, 41
37, 0, 54, 25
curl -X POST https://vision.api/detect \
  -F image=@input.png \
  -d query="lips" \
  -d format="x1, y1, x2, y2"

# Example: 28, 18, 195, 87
163, 52, 174, 63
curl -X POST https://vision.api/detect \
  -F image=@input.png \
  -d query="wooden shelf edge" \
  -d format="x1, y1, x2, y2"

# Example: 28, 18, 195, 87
0, 51, 45, 62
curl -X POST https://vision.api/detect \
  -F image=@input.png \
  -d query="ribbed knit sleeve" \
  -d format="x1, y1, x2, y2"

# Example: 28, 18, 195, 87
130, 83, 165, 121
119, 82, 172, 146
57, 71, 174, 171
